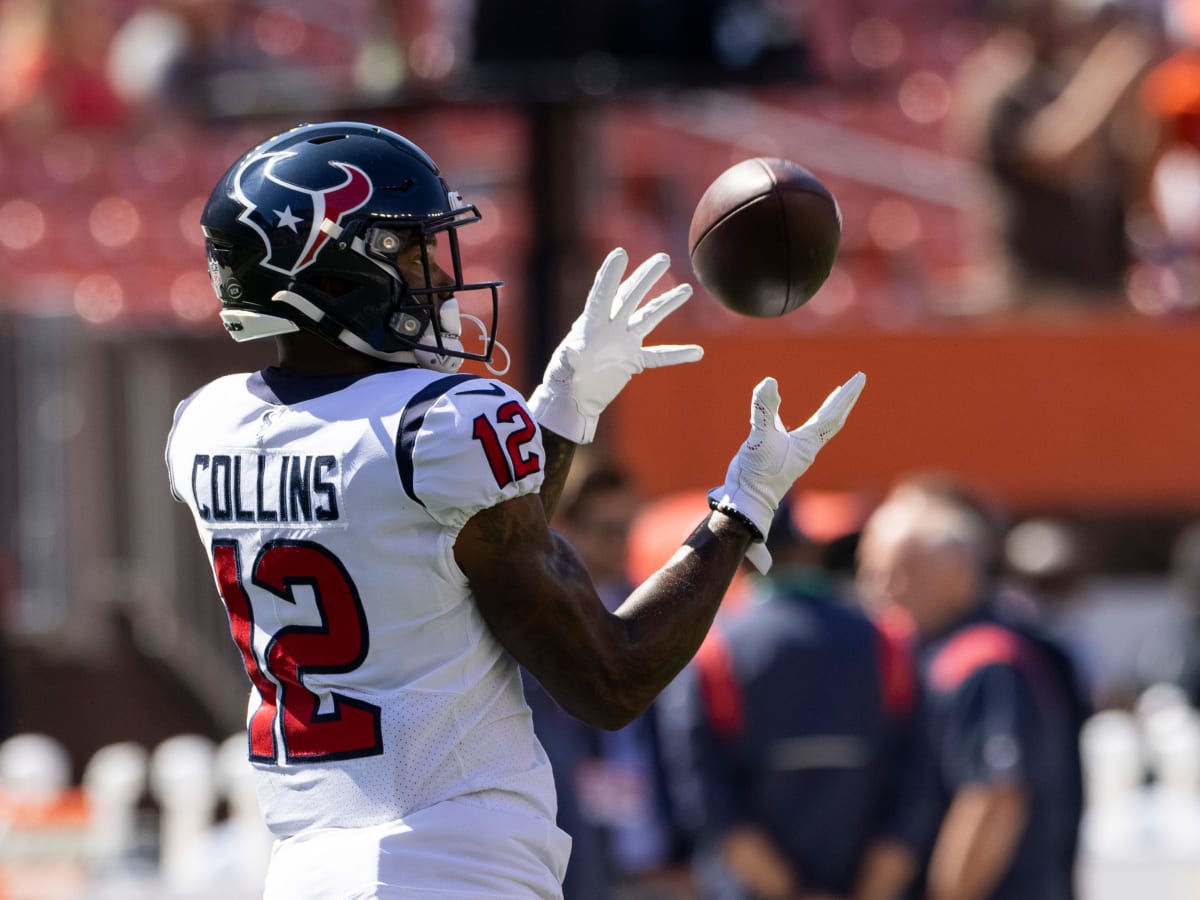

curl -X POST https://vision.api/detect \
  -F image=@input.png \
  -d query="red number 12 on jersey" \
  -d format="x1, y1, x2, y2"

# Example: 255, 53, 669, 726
472, 400, 541, 488
212, 540, 383, 763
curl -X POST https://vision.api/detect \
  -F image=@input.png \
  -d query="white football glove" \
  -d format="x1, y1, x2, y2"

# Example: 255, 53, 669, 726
709, 372, 867, 573
528, 248, 704, 443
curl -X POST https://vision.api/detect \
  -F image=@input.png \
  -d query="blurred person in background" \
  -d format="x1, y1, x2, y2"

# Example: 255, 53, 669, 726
0, 549, 14, 741
659, 490, 916, 900
1137, 0, 1200, 314
165, 120, 866, 899
554, 460, 689, 900
1001, 517, 1111, 708
521, 654, 613, 898
105, 0, 249, 122
525, 457, 688, 899
853, 482, 1088, 900
0, 0, 127, 139
1164, 521, 1200, 707
948, 0, 1161, 313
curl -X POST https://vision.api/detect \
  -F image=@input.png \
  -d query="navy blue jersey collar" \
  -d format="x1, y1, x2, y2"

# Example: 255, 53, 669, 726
248, 366, 410, 405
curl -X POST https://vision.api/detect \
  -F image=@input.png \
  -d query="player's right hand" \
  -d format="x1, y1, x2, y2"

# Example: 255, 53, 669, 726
709, 372, 866, 573
528, 248, 703, 444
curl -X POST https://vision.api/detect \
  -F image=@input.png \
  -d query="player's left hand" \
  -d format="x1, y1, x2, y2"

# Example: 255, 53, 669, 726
529, 248, 704, 444
710, 372, 866, 573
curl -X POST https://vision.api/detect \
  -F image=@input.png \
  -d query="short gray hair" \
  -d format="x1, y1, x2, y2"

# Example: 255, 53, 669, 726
863, 492, 991, 571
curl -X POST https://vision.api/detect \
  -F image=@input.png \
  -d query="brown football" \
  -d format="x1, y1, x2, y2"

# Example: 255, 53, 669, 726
688, 158, 841, 317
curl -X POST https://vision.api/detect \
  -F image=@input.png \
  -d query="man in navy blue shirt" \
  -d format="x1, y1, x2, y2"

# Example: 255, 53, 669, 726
854, 483, 1087, 900
659, 492, 916, 899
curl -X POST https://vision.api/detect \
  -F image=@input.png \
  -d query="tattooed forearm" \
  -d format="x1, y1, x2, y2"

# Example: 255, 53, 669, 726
537, 430, 577, 518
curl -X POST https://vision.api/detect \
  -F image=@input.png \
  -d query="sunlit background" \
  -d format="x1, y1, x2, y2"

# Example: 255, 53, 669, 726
0, 0, 1198, 897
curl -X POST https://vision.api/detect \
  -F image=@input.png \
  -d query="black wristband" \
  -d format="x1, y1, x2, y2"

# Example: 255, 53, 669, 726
707, 496, 764, 541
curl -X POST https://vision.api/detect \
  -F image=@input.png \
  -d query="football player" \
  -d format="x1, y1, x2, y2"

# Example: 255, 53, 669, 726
165, 121, 866, 899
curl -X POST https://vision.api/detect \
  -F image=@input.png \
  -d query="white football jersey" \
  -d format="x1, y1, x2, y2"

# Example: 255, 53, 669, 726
166, 366, 568, 892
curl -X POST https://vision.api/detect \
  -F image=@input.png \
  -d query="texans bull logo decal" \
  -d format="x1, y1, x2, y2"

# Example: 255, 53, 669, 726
233, 150, 373, 276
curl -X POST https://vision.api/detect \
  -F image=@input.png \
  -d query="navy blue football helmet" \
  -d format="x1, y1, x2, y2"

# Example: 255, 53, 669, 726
201, 122, 500, 366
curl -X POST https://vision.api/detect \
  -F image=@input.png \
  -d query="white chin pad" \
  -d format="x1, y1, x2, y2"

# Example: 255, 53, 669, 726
414, 298, 466, 372
220, 309, 299, 341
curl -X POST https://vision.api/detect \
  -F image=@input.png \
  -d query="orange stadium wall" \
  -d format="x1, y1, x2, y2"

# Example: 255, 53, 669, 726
609, 313, 1200, 511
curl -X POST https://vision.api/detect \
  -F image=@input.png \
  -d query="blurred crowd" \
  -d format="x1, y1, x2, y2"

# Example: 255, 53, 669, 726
0, 0, 1195, 323
0, 0, 401, 133
946, 0, 1200, 318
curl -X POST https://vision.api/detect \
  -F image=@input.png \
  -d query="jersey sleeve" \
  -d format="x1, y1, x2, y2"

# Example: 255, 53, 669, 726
401, 377, 546, 529
938, 663, 1038, 789
165, 387, 204, 503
